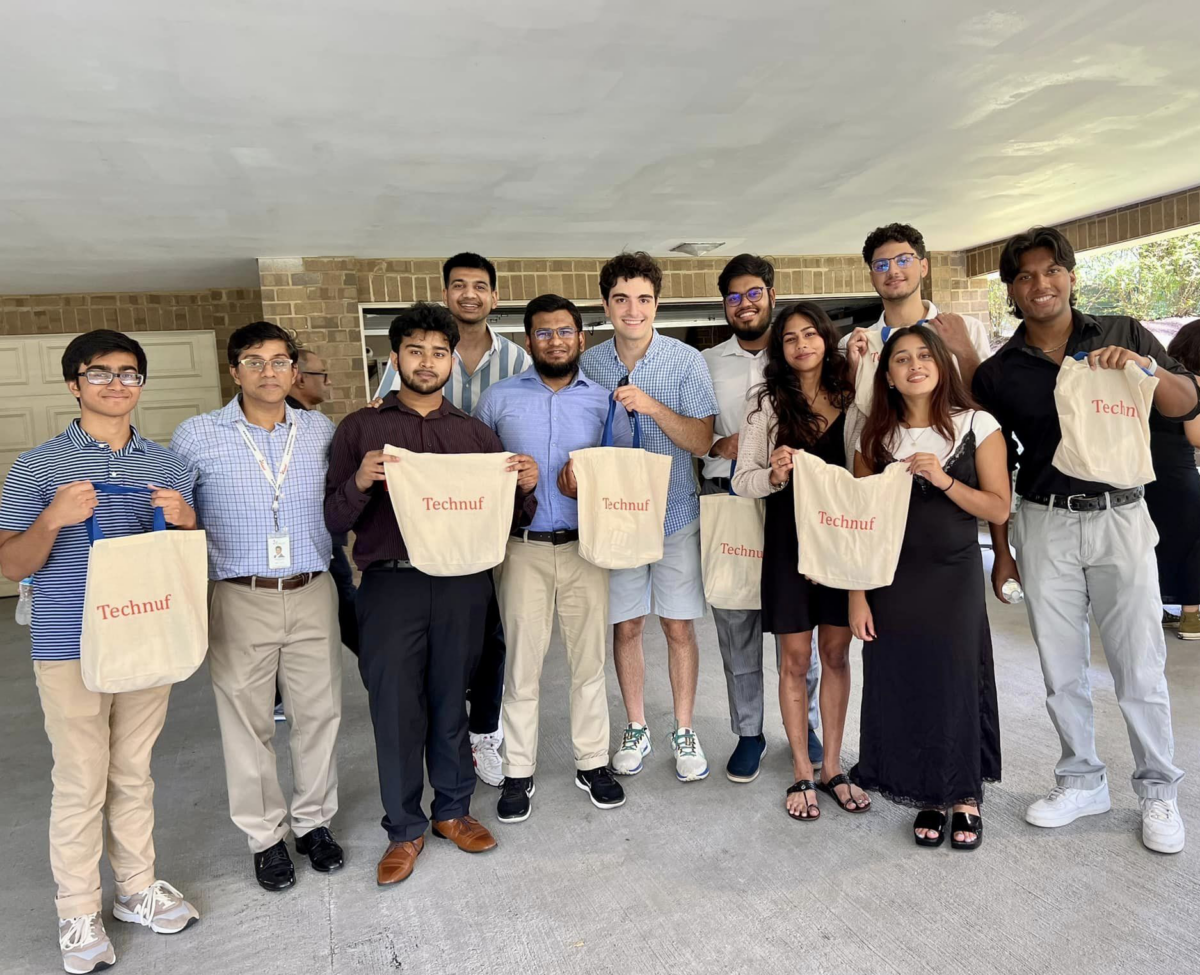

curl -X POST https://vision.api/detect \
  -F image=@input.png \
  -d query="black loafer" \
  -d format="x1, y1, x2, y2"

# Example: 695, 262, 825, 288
254, 839, 296, 891
295, 826, 345, 872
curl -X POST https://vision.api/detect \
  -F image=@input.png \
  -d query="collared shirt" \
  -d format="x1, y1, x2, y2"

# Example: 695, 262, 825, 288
169, 397, 334, 579
387, 325, 529, 416
0, 422, 195, 661
972, 309, 1200, 498
324, 393, 538, 568
580, 331, 719, 535
700, 335, 767, 481
838, 300, 993, 362
475, 369, 633, 532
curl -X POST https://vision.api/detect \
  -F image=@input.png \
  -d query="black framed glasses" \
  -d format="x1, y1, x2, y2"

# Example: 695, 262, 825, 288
725, 287, 766, 306
870, 253, 920, 274
531, 326, 579, 342
77, 369, 145, 387
299, 370, 330, 383
238, 357, 294, 373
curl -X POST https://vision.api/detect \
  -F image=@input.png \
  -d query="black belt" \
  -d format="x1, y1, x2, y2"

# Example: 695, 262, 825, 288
368, 559, 415, 571
510, 528, 579, 545
1022, 487, 1144, 512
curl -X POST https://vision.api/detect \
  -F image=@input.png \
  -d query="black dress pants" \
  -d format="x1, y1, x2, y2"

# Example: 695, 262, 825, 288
357, 565, 491, 842
467, 582, 506, 735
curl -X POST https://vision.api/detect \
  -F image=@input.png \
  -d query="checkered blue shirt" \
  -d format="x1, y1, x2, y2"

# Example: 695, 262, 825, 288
580, 331, 718, 535
169, 397, 334, 579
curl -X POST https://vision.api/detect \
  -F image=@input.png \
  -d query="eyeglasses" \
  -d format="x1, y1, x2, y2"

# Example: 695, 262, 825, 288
238, 358, 294, 372
531, 327, 579, 342
299, 370, 329, 383
725, 287, 766, 306
869, 253, 920, 274
77, 369, 145, 387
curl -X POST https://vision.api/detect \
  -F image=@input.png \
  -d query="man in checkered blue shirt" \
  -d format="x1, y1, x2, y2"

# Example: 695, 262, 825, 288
579, 251, 719, 784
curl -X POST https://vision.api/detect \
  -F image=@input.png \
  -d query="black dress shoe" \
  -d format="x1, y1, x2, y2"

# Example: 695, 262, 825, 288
254, 839, 296, 891
295, 826, 345, 872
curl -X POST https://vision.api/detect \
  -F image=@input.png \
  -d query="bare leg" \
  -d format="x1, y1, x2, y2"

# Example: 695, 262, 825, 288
613, 618, 647, 726
660, 618, 699, 728
778, 632, 818, 818
815, 625, 869, 810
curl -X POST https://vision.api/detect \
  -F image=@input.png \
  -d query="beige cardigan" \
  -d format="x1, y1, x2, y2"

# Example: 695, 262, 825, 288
731, 396, 863, 499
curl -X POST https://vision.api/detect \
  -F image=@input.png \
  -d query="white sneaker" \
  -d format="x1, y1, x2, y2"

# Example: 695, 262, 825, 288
470, 730, 504, 787
1025, 782, 1111, 827
1141, 798, 1186, 854
671, 726, 710, 782
611, 723, 652, 775
58, 913, 115, 974
113, 879, 200, 934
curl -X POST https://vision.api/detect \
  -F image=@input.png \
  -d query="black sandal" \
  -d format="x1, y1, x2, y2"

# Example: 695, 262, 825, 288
786, 780, 820, 821
913, 809, 946, 847
950, 811, 983, 851
816, 773, 871, 814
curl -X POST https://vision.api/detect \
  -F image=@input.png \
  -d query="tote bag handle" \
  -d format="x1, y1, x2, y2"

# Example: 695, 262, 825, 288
85, 483, 167, 544
601, 394, 641, 449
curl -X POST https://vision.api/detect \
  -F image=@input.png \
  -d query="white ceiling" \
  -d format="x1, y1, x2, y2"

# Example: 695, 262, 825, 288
2, 0, 1198, 293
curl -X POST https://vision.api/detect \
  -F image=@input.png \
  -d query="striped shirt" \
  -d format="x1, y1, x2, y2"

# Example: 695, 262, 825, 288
170, 397, 334, 580
0, 422, 196, 661
388, 325, 529, 416
580, 331, 719, 535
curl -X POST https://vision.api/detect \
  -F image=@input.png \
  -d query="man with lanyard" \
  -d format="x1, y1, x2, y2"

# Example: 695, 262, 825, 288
580, 251, 720, 783
842, 223, 991, 388
701, 254, 823, 783
974, 226, 1195, 854
325, 302, 538, 884
477, 294, 631, 823
171, 322, 344, 891
1, 330, 200, 974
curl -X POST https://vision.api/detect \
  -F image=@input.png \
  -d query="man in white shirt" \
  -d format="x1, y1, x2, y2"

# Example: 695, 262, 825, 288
701, 254, 822, 784
842, 223, 991, 387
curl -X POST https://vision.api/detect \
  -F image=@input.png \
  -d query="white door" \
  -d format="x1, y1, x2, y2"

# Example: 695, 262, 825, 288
0, 330, 223, 597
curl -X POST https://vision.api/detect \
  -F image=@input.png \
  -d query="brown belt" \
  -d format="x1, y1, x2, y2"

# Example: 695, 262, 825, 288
224, 571, 324, 592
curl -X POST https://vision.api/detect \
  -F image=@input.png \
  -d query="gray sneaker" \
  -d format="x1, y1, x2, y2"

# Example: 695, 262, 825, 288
611, 723, 652, 774
113, 879, 200, 934
58, 913, 115, 974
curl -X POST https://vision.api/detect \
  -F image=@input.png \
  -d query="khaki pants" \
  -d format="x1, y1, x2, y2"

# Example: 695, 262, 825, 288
208, 572, 342, 852
34, 660, 171, 919
494, 537, 610, 777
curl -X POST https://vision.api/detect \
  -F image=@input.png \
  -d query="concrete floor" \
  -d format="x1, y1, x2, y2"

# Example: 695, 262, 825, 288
2, 552, 1198, 975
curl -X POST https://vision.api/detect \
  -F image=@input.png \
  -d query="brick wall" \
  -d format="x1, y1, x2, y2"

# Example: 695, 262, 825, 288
965, 184, 1200, 277
929, 252, 991, 321
0, 288, 264, 402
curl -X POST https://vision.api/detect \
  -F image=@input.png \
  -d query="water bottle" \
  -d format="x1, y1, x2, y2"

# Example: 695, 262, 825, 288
15, 577, 32, 625
1001, 578, 1024, 605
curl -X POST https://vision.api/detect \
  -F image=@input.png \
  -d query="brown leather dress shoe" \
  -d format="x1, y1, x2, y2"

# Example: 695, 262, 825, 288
431, 815, 497, 853
376, 836, 424, 886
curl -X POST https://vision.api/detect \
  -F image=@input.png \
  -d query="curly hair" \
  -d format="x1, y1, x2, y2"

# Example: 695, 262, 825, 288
861, 223, 927, 265
388, 301, 460, 352
599, 251, 662, 301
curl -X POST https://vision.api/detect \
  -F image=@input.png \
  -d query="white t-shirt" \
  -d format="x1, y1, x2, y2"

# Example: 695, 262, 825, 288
858, 409, 1002, 465
839, 300, 993, 363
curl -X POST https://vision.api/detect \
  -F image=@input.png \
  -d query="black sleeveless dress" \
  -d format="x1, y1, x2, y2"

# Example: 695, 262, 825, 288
1144, 409, 1200, 605
761, 412, 850, 635
850, 413, 1002, 807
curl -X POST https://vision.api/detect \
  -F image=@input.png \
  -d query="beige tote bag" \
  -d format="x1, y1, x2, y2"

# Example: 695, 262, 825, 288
80, 485, 209, 694
384, 446, 518, 576
791, 450, 913, 590
1051, 356, 1159, 489
571, 402, 672, 570
699, 464, 764, 610
853, 328, 888, 416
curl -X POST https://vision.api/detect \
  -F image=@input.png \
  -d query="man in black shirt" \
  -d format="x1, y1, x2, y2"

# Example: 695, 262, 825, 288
973, 226, 1196, 855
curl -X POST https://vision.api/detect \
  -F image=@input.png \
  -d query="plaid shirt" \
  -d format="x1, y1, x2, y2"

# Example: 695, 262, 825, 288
170, 397, 334, 579
580, 331, 719, 535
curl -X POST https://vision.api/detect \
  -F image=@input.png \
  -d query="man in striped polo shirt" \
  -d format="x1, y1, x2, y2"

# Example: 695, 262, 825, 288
0, 330, 201, 974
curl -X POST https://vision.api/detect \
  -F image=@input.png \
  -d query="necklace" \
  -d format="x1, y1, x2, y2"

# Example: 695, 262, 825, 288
1031, 335, 1069, 356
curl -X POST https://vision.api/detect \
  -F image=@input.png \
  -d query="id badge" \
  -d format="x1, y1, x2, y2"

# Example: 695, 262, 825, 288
267, 531, 292, 570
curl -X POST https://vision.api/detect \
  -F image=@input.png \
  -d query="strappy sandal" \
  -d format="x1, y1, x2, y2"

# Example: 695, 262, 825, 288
816, 773, 871, 814
913, 809, 946, 847
950, 811, 983, 851
786, 780, 821, 821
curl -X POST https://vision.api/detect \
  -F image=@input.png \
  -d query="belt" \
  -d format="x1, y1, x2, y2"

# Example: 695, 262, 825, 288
225, 571, 324, 591
1021, 487, 1144, 512
368, 559, 415, 571
511, 528, 580, 545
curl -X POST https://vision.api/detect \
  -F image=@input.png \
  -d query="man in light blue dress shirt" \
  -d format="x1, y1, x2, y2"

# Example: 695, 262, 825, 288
476, 295, 631, 823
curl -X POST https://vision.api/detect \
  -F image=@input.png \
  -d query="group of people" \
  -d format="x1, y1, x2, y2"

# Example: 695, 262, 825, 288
0, 228, 1194, 975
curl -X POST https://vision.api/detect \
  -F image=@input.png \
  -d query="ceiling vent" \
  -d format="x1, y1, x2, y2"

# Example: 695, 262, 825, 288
669, 241, 726, 257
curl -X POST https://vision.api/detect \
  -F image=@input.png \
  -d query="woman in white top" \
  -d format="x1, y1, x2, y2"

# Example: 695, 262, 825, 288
846, 325, 1010, 850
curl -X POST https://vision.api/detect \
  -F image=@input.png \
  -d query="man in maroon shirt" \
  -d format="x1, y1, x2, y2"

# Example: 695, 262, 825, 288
324, 302, 538, 885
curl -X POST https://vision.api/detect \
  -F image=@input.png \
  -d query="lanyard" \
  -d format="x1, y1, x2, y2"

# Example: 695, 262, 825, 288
236, 420, 299, 531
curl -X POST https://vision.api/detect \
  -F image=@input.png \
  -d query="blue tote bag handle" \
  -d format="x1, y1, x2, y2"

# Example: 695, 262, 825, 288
1072, 350, 1153, 376
601, 394, 641, 449
728, 459, 737, 496
85, 483, 167, 545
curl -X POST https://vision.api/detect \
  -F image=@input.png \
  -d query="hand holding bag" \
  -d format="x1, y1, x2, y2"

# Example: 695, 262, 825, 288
699, 461, 765, 610
853, 328, 889, 417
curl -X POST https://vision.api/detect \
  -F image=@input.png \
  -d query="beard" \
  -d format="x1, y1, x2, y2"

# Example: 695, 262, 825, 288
726, 304, 771, 340
400, 368, 449, 395
532, 349, 580, 379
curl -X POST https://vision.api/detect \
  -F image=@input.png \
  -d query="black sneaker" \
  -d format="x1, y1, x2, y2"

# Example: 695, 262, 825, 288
497, 777, 535, 823
575, 766, 626, 809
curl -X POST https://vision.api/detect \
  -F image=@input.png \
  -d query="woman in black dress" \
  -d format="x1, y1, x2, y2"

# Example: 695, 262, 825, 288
1145, 319, 1200, 638
733, 302, 870, 821
846, 326, 1010, 849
